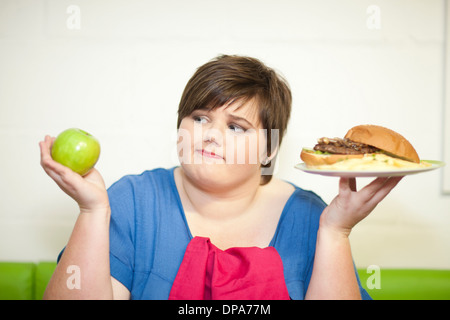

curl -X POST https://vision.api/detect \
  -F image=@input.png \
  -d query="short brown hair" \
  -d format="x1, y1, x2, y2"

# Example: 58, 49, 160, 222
177, 55, 292, 184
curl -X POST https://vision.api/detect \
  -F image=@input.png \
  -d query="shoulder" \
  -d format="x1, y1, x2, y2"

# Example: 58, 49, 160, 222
270, 180, 326, 259
268, 177, 327, 210
290, 187, 327, 210
277, 179, 327, 221
107, 167, 183, 246
107, 167, 179, 219
108, 167, 176, 194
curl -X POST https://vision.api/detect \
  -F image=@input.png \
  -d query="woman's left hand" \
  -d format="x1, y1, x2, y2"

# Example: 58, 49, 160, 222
320, 176, 403, 237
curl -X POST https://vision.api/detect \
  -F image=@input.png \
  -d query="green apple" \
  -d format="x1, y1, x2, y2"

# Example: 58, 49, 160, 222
51, 128, 101, 176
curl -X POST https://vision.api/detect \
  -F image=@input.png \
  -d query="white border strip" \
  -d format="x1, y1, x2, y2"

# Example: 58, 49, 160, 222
443, 0, 450, 194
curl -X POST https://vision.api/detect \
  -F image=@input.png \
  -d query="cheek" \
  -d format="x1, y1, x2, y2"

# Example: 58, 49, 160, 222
225, 131, 263, 165
177, 120, 195, 164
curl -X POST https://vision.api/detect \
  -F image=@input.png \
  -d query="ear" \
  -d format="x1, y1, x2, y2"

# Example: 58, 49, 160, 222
261, 145, 279, 166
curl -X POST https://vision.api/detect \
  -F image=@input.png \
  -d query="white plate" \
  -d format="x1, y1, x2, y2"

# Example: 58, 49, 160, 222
294, 160, 445, 178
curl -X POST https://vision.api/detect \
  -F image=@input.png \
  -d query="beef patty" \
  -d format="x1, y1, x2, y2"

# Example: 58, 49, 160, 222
313, 137, 379, 155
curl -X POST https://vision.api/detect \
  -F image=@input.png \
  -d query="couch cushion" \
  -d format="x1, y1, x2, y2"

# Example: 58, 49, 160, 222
35, 262, 57, 300
358, 269, 450, 300
0, 263, 35, 300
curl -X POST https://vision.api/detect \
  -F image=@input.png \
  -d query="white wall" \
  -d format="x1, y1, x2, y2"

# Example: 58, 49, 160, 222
1, 0, 449, 269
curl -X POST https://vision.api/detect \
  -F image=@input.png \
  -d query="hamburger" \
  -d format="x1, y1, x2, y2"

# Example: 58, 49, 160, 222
300, 125, 431, 170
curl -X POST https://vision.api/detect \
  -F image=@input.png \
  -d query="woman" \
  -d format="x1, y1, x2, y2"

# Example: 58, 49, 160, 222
40, 55, 402, 299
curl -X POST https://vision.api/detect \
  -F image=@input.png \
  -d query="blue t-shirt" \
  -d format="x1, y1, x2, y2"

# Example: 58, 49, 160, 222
107, 167, 370, 300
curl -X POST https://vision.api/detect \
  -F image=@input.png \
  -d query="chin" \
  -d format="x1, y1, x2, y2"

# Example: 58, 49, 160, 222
180, 162, 259, 191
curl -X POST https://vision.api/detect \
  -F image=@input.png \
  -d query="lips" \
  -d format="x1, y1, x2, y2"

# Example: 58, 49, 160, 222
197, 149, 224, 160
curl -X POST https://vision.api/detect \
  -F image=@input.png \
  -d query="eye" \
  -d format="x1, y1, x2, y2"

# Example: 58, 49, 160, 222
228, 124, 245, 133
193, 115, 208, 124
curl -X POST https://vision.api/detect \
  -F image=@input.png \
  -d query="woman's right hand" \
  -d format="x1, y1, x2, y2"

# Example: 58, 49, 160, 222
39, 135, 110, 214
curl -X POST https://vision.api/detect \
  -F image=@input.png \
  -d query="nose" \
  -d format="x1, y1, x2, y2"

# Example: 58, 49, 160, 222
203, 127, 222, 146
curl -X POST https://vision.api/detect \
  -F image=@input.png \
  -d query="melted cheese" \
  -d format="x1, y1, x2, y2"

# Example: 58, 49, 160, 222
312, 154, 431, 171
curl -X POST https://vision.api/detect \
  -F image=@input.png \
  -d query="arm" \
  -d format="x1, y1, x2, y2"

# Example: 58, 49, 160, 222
43, 205, 113, 299
40, 135, 130, 299
305, 176, 403, 300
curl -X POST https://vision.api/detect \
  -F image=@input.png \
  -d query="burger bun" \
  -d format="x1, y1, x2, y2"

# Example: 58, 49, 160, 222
344, 125, 420, 163
300, 148, 365, 166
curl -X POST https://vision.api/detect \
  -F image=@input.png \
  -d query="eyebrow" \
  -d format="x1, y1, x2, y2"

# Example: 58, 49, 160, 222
193, 108, 258, 129
229, 114, 257, 129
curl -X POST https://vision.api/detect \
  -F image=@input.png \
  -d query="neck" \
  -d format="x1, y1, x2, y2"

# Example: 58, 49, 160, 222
178, 168, 262, 221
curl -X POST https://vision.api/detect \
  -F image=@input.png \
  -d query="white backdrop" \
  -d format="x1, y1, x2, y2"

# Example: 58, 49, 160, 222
1, 0, 449, 269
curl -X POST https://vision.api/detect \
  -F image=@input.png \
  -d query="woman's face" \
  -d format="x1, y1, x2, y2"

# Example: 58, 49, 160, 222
177, 100, 268, 191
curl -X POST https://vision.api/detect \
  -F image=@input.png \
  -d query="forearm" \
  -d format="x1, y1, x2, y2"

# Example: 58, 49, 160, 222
43, 208, 113, 300
304, 176, 402, 300
305, 225, 361, 300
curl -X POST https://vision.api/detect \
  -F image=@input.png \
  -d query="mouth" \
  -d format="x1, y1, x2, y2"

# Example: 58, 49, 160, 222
196, 149, 224, 160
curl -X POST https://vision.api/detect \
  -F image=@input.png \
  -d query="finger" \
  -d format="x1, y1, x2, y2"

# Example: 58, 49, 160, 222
39, 138, 53, 174
40, 137, 61, 175
369, 176, 403, 205
39, 136, 55, 164
360, 177, 390, 199
43, 160, 86, 199
339, 177, 357, 195
348, 177, 357, 192
39, 135, 83, 187
82, 168, 106, 189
